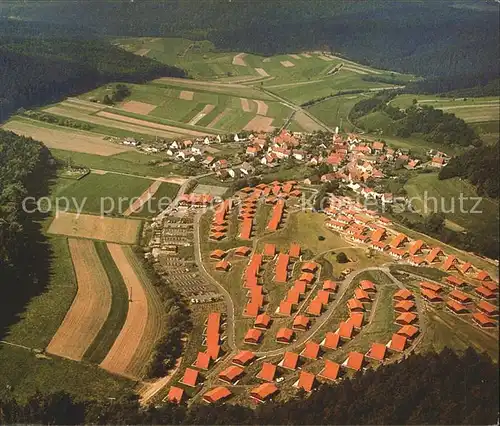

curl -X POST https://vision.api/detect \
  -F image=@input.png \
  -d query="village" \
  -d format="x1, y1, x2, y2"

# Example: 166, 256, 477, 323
147, 172, 498, 407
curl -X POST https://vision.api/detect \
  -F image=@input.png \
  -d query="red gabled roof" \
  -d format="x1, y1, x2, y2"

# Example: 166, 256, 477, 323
194, 352, 211, 370
293, 314, 311, 329
477, 301, 499, 316
255, 313, 272, 328
360, 280, 376, 291
408, 239, 425, 255
323, 280, 338, 292
366, 342, 387, 361
301, 262, 319, 273
257, 362, 277, 381
472, 312, 496, 327
394, 300, 415, 312
441, 255, 458, 271
343, 352, 364, 371
263, 243, 277, 257
476, 270, 492, 281
219, 365, 244, 383
299, 272, 315, 283
316, 289, 331, 305
280, 351, 299, 370
420, 281, 443, 293
354, 288, 371, 301
390, 233, 408, 248
239, 218, 253, 240
396, 312, 418, 325
347, 298, 364, 312
475, 286, 495, 299
294, 280, 308, 294
337, 321, 354, 339
287, 288, 301, 305
445, 275, 466, 287
278, 300, 293, 316
321, 332, 340, 349
421, 288, 443, 302
394, 289, 413, 300
448, 289, 471, 303
235, 246, 252, 256
232, 350, 256, 366
387, 333, 407, 352
318, 360, 340, 381
203, 387, 231, 404
250, 383, 279, 402
276, 327, 294, 342
275, 253, 290, 283
348, 312, 364, 329
181, 368, 199, 387
425, 247, 444, 263
167, 386, 184, 404
301, 341, 320, 360
289, 242, 301, 258
371, 228, 386, 243
397, 324, 419, 339
446, 300, 469, 314
244, 328, 263, 344
307, 298, 323, 316
296, 371, 315, 392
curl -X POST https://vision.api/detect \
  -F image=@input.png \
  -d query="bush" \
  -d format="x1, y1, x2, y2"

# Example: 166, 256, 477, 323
337, 252, 349, 263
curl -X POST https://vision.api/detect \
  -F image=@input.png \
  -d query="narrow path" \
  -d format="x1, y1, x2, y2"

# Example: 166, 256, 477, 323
0, 340, 34, 352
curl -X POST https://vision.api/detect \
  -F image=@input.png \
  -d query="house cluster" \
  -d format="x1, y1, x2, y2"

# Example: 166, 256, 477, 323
427, 149, 450, 168
133, 134, 221, 154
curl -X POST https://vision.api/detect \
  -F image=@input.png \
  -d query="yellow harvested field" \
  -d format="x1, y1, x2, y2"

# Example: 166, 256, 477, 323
293, 110, 325, 132
318, 55, 334, 61
254, 100, 269, 116
45, 106, 185, 139
263, 58, 272, 63
47, 212, 140, 244
289, 54, 301, 60
255, 67, 270, 77
188, 104, 215, 125
100, 244, 151, 378
179, 90, 194, 100
301, 53, 312, 58
232, 52, 248, 66
121, 100, 157, 115
280, 60, 295, 68
46, 239, 112, 361
208, 108, 229, 128
240, 98, 251, 112
96, 110, 210, 137
2, 120, 130, 156
244, 115, 275, 132
124, 180, 162, 216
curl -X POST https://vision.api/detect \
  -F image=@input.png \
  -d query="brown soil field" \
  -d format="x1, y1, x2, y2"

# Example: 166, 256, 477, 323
47, 212, 140, 244
244, 115, 275, 132
280, 61, 295, 68
100, 244, 162, 379
240, 98, 251, 112
255, 68, 270, 77
2, 120, 130, 156
45, 106, 185, 139
121, 101, 157, 115
188, 104, 215, 125
97, 110, 210, 137
289, 54, 302, 60
124, 180, 162, 216
207, 109, 229, 128
293, 111, 325, 132
122, 247, 164, 378
232, 52, 248, 66
254, 100, 269, 116
46, 239, 112, 361
135, 48, 151, 56
179, 90, 194, 100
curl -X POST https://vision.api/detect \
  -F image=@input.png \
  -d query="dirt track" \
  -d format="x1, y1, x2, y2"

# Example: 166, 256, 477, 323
100, 244, 149, 378
46, 239, 112, 361
188, 104, 215, 125
2, 120, 130, 156
124, 180, 162, 216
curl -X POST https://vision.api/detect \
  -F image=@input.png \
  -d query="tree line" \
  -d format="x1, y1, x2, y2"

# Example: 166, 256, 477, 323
0, 348, 497, 424
0, 130, 54, 337
0, 20, 186, 121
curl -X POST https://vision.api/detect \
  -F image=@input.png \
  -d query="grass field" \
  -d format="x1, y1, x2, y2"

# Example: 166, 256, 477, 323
56, 173, 153, 216
404, 173, 499, 236
0, 344, 134, 403
83, 242, 129, 364
307, 93, 365, 131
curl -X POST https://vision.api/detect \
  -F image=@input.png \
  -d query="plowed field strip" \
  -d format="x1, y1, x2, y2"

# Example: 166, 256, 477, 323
46, 239, 112, 361
100, 244, 149, 379
124, 180, 162, 216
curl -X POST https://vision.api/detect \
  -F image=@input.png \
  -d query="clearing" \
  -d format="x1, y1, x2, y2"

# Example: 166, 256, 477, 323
121, 101, 157, 115
47, 212, 141, 244
2, 120, 131, 156
46, 239, 112, 361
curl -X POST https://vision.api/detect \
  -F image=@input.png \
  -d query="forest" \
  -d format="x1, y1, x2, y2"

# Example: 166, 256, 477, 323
0, 130, 54, 338
350, 92, 482, 147
0, 348, 497, 425
439, 143, 500, 199
0, 1, 498, 93
0, 20, 185, 121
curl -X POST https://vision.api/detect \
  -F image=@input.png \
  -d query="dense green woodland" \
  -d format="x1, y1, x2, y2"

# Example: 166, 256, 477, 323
439, 143, 500, 198
0, 349, 497, 424
0, 20, 185, 121
0, 130, 54, 337
1, 1, 498, 92
350, 91, 482, 147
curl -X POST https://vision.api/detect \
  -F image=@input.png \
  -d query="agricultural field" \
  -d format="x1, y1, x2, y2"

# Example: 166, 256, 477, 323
306, 93, 365, 131
47, 212, 142, 244
46, 239, 112, 361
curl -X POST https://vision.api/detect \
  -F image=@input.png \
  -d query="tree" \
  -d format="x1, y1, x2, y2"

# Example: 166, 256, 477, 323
337, 252, 349, 263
